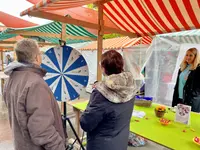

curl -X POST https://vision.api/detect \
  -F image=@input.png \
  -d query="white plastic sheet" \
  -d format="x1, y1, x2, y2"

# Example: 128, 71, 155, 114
123, 45, 150, 89
80, 50, 97, 87
81, 47, 149, 93
145, 37, 200, 106
80, 50, 124, 93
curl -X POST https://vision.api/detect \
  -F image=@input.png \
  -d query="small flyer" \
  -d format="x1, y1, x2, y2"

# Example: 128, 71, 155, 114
175, 104, 191, 125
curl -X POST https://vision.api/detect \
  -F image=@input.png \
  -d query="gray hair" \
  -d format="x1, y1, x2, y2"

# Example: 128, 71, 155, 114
15, 39, 40, 63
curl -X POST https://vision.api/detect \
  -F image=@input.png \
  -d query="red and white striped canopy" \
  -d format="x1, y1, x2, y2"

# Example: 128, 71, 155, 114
123, 36, 152, 47
104, 0, 200, 36
21, 0, 101, 16
21, 0, 200, 36
80, 36, 152, 50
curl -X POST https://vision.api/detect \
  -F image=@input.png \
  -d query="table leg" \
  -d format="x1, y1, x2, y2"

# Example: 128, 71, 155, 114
73, 108, 81, 137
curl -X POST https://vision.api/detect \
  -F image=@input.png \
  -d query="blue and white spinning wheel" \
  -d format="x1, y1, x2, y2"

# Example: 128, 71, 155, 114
41, 46, 89, 101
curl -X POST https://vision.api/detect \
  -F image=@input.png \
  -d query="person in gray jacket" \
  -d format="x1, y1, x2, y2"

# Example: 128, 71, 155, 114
80, 50, 138, 150
3, 39, 66, 150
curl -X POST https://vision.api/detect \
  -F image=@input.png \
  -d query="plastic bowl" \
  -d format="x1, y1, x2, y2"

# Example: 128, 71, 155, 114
159, 118, 171, 126
193, 137, 200, 146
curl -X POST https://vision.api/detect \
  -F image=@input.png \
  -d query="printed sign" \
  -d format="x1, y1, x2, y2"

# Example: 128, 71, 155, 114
175, 104, 191, 125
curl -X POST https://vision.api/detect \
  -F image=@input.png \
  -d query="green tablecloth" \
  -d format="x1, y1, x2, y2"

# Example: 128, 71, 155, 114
73, 101, 200, 150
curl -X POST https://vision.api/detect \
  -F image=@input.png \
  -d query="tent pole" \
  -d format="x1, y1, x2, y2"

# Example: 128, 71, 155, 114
61, 22, 67, 126
97, 2, 104, 81
1, 51, 4, 95
1, 51, 3, 71
61, 23, 67, 43
140, 37, 142, 67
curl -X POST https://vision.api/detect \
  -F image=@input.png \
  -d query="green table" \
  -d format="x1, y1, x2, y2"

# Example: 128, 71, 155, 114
72, 101, 200, 150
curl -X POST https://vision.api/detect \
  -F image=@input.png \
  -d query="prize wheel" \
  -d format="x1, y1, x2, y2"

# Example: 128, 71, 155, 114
41, 45, 89, 101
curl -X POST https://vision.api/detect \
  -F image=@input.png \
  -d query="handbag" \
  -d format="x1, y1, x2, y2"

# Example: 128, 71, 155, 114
128, 132, 147, 147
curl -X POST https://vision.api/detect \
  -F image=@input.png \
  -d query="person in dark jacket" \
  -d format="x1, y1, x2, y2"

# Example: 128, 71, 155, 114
5, 54, 13, 65
80, 50, 139, 150
172, 48, 200, 112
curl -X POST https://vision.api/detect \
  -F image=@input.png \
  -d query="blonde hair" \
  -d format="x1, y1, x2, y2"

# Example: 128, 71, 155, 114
180, 48, 200, 71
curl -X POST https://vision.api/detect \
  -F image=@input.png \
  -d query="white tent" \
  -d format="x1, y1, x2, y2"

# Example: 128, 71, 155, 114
145, 30, 200, 106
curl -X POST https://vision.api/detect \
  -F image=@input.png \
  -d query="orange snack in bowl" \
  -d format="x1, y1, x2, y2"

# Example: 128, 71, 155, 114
159, 118, 171, 125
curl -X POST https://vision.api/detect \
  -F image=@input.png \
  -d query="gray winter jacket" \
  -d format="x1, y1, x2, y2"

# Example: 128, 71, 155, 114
3, 62, 66, 150
80, 72, 138, 150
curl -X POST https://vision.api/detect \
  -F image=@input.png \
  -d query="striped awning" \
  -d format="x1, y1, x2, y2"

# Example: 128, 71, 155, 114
158, 29, 200, 44
123, 36, 152, 48
68, 41, 92, 49
21, 0, 200, 36
40, 41, 92, 52
21, 0, 102, 16
104, 0, 200, 36
80, 36, 152, 50
0, 22, 5, 31
0, 21, 97, 44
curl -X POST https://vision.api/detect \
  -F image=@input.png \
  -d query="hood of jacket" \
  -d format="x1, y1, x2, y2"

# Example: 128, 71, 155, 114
96, 72, 139, 103
4, 61, 46, 77
4, 61, 32, 76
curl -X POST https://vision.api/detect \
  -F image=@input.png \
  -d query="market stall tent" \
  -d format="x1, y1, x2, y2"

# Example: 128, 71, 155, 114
20, 0, 200, 81
19, 1, 200, 138
80, 36, 151, 50
104, 0, 200, 36
0, 21, 97, 44
35, 36, 151, 94
21, 0, 200, 36
26, 0, 119, 35
72, 36, 151, 93
0, 20, 97, 59
144, 29, 200, 106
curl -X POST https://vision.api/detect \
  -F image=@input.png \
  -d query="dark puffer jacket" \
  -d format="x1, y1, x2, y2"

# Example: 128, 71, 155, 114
172, 65, 200, 112
80, 72, 137, 150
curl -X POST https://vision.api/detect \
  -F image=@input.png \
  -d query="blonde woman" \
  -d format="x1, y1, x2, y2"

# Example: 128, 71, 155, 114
172, 48, 200, 112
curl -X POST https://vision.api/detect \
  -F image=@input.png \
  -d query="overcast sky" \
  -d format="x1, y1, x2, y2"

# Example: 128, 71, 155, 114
0, 0, 49, 25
